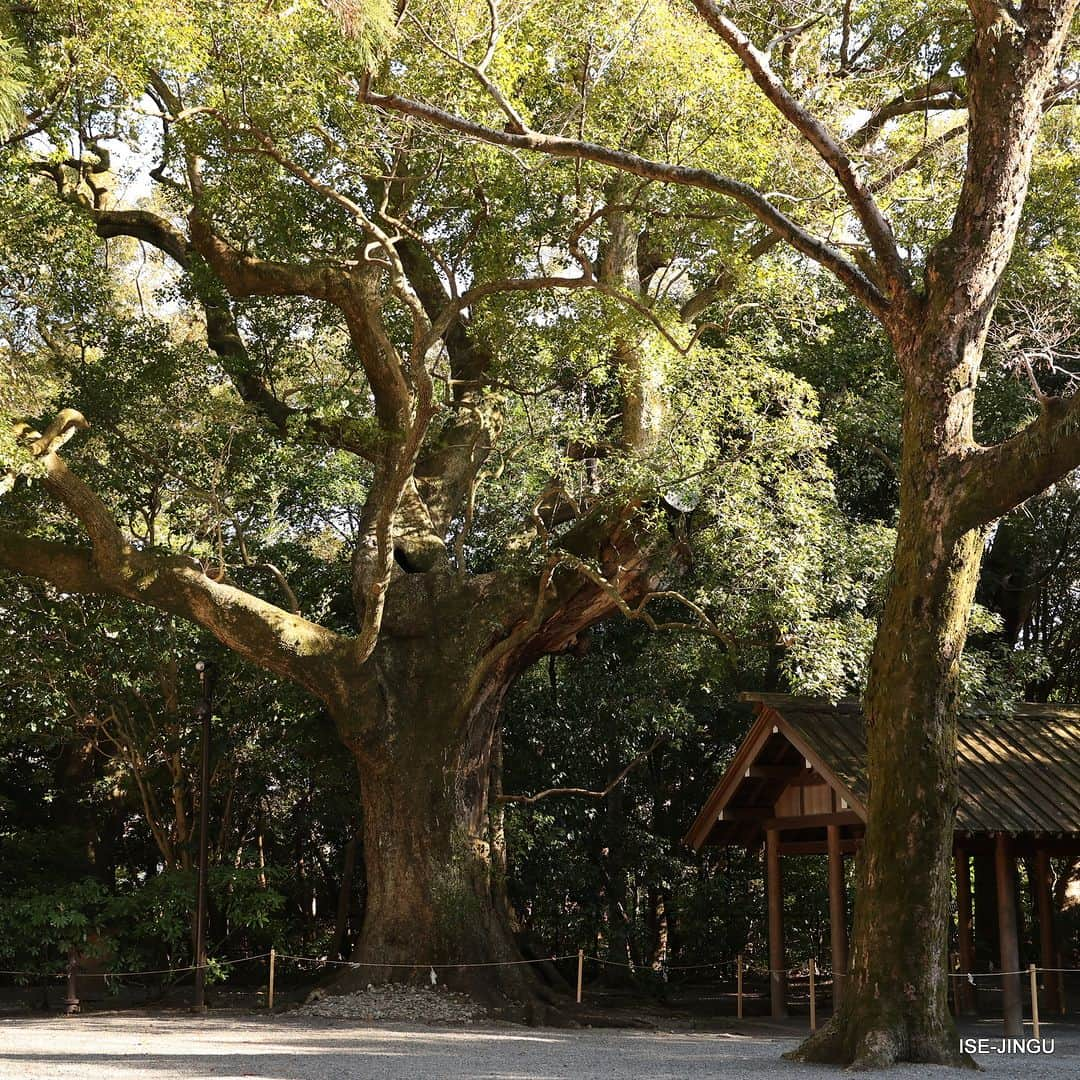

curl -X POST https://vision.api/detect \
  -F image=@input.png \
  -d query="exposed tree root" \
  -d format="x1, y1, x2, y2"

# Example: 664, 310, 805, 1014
784, 1010, 979, 1070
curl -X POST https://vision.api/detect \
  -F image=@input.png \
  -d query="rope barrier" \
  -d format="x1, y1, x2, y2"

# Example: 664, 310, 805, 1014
0, 953, 271, 980
0, 969, 68, 978
5, 950, 1077, 989
274, 952, 579, 970
950, 969, 1038, 978
579, 955, 836, 981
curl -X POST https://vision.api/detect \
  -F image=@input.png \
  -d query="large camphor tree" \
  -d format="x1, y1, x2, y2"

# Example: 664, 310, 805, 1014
368, 0, 1080, 1064
0, 0, 855, 1005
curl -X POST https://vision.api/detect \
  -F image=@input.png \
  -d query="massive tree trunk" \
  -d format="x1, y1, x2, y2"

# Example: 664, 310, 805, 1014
793, 339, 984, 1065
344, 692, 525, 998
327, 557, 654, 1005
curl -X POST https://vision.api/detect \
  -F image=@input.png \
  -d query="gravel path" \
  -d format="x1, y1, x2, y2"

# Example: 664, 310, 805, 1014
0, 1013, 1077, 1078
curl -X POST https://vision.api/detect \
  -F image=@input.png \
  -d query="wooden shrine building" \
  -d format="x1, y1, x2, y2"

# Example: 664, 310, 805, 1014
685, 693, 1080, 1033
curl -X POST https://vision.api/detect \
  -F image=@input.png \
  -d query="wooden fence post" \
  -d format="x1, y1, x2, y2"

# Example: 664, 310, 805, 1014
736, 953, 744, 1020
576, 949, 583, 1005
809, 958, 817, 1032
1030, 963, 1040, 1040
268, 947, 276, 1010
64, 952, 80, 1016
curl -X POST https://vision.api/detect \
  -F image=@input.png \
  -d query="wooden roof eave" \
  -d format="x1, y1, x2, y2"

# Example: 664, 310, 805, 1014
684, 702, 869, 850
683, 707, 778, 850
770, 707, 868, 822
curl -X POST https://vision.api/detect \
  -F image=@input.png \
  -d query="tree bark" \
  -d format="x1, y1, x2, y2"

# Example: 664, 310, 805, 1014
337, 665, 541, 1005
790, 337, 984, 1067
328, 562, 651, 1007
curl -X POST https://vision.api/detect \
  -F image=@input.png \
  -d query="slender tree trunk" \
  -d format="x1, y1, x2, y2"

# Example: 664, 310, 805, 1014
792, 344, 984, 1066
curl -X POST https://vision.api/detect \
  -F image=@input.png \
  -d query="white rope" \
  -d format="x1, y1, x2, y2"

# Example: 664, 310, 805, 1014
0, 953, 271, 979
274, 952, 578, 970
6, 951, 1072, 983
950, 970, 1036, 978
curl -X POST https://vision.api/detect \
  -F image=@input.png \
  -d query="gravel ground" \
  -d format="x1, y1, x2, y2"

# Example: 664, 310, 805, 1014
0, 1013, 1077, 1079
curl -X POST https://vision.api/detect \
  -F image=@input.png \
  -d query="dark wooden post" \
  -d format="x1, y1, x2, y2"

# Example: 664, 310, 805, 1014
64, 951, 80, 1016
995, 832, 1023, 1037
766, 827, 787, 1018
1034, 847, 1061, 1015
973, 853, 999, 970
827, 824, 848, 1007
955, 848, 976, 1015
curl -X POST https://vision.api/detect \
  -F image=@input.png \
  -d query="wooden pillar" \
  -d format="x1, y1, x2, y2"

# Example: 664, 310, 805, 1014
995, 833, 1023, 1037
955, 848, 976, 1015
1034, 847, 1061, 1015
826, 825, 848, 1007
766, 828, 788, 1018
973, 853, 999, 970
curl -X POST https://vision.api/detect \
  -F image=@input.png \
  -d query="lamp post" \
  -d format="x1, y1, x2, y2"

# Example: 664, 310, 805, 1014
193, 659, 215, 1011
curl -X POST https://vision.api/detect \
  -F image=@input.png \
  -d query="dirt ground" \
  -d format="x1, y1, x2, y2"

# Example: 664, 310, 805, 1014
0, 1011, 1077, 1079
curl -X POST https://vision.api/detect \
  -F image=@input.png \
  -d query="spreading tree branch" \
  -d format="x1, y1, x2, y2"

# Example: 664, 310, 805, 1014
689, 1, 910, 296
361, 88, 889, 318
0, 414, 354, 704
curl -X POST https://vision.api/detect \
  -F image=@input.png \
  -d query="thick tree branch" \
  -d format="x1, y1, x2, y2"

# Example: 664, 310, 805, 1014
361, 89, 889, 318
0, 530, 112, 595
88, 207, 382, 461
956, 392, 1080, 529
690, 0, 910, 296
1, 416, 354, 703
94, 208, 190, 266
188, 211, 349, 303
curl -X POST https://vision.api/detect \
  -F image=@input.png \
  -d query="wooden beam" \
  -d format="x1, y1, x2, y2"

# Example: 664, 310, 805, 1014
778, 838, 861, 856
955, 848, 976, 1016
827, 825, 848, 1007
718, 807, 773, 822
760, 811, 863, 832
995, 832, 1023, 1037
745, 764, 800, 780
1034, 847, 1061, 1015
766, 827, 788, 1019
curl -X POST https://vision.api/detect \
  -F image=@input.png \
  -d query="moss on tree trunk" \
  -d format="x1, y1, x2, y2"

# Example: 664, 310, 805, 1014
790, 352, 984, 1068
322, 567, 643, 1011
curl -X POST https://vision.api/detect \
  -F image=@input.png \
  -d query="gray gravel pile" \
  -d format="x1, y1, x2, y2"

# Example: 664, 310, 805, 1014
298, 982, 485, 1023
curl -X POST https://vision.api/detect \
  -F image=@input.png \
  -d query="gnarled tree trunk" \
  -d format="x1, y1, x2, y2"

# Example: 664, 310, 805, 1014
327, 557, 655, 1005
